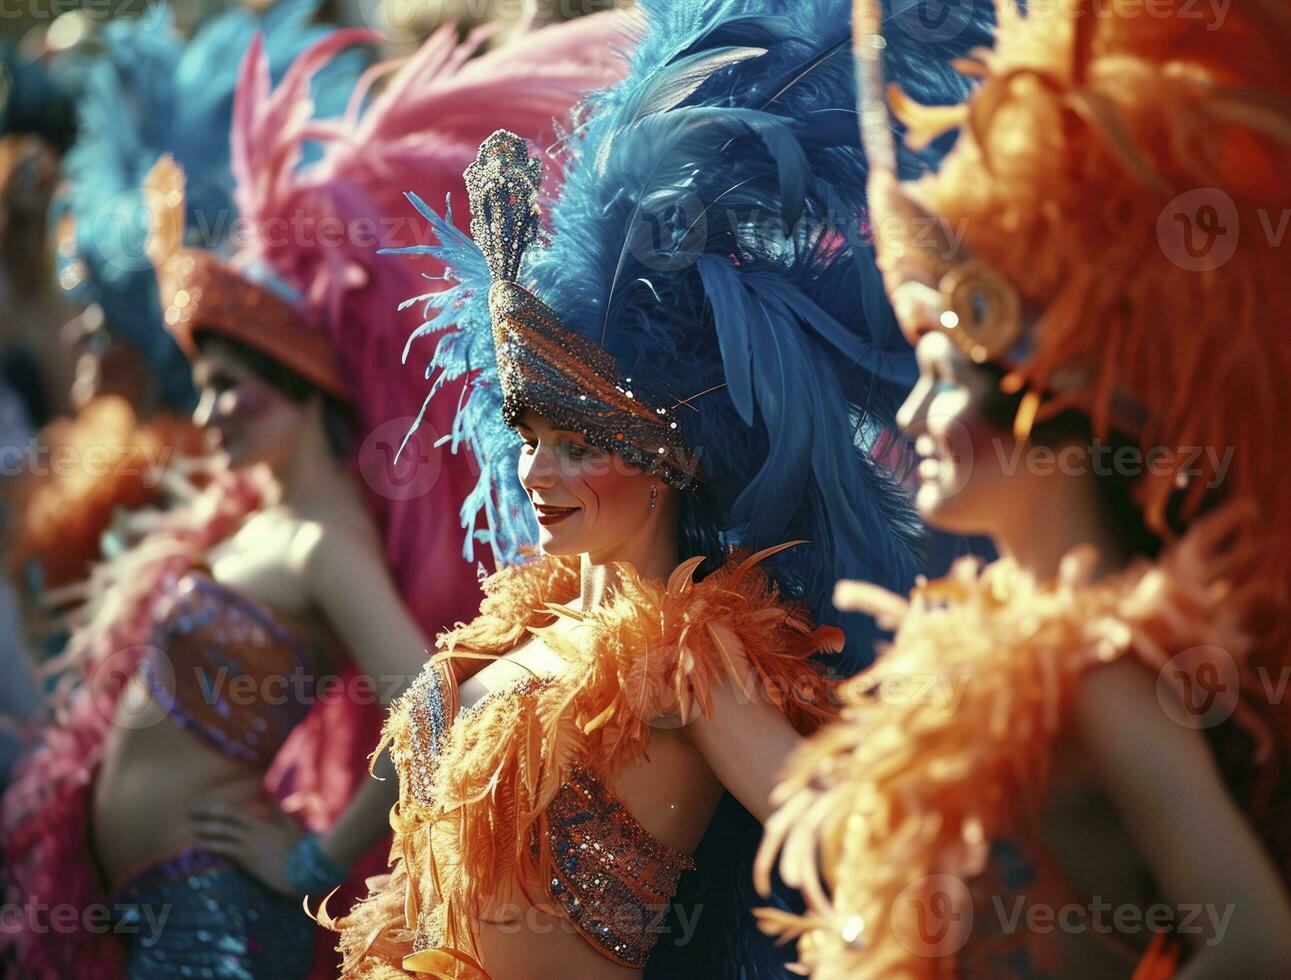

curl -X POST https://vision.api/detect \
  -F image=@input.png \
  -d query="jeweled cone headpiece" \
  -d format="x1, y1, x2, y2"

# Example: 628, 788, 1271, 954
465, 130, 701, 489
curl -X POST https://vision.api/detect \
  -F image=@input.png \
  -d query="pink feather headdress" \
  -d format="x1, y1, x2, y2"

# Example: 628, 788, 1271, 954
149, 12, 632, 634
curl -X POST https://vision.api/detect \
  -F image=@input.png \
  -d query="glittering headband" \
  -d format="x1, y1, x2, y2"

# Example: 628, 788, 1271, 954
465, 130, 702, 489
143, 155, 349, 400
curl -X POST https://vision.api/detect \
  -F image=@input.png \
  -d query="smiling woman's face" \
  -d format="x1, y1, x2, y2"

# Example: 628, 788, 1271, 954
896, 330, 1023, 535
515, 409, 666, 559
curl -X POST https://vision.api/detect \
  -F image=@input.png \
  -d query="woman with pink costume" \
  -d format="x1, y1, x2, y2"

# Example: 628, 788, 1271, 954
1, 10, 627, 979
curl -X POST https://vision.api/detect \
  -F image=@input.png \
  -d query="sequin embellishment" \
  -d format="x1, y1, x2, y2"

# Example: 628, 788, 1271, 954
142, 572, 331, 768
544, 767, 696, 968
465, 130, 702, 489
402, 659, 458, 806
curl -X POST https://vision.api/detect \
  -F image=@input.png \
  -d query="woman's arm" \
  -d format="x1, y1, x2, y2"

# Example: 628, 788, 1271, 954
1073, 658, 1291, 977
680, 669, 806, 824
302, 521, 441, 865
194, 519, 443, 886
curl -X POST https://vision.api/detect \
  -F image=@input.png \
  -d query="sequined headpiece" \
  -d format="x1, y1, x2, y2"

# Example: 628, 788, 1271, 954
145, 155, 348, 399
465, 130, 701, 489
397, 0, 992, 621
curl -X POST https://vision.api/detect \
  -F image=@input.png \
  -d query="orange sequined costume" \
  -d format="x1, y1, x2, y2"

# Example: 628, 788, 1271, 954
331, 546, 843, 977
756, 0, 1291, 977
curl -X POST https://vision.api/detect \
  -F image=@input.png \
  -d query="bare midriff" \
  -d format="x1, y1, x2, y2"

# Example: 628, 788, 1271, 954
92, 677, 274, 893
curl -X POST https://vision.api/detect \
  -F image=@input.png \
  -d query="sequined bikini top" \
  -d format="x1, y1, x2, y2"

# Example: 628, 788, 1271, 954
334, 546, 846, 979
142, 570, 339, 768
413, 662, 697, 970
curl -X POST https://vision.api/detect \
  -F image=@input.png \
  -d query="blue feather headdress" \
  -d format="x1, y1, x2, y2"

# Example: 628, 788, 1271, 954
0, 41, 81, 151
400, 0, 989, 643
396, 3, 993, 975
53, 0, 361, 408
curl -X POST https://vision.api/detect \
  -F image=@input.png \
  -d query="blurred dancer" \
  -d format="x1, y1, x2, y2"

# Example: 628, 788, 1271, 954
331, 1, 984, 976
758, 1, 1291, 976
1, 7, 624, 979
3, 0, 352, 616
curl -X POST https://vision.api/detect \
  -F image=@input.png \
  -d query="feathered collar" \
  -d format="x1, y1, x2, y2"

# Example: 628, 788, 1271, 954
335, 543, 845, 977
755, 511, 1260, 980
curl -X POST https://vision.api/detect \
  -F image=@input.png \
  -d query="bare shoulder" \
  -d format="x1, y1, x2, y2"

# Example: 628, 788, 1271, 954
1070, 657, 1206, 773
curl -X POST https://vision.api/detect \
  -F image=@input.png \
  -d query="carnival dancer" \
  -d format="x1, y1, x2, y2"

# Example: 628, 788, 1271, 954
1, 9, 625, 979
329, 0, 986, 975
756, 1, 1291, 976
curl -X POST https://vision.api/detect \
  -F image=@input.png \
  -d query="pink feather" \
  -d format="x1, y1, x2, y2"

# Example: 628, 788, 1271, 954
226, 10, 632, 638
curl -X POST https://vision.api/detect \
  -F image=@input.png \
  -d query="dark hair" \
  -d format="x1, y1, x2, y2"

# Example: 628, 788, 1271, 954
0, 346, 51, 428
195, 333, 356, 458
976, 361, 1213, 561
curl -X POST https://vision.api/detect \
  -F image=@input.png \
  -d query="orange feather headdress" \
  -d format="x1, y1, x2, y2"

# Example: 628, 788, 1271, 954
856, 0, 1291, 604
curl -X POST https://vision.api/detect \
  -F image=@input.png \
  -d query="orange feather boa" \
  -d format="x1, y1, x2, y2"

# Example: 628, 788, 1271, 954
754, 509, 1287, 978
327, 545, 845, 978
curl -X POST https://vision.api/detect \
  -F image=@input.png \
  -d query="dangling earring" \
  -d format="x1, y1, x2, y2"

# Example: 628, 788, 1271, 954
650, 483, 658, 510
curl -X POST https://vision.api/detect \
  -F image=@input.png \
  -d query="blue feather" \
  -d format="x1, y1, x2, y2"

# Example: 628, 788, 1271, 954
397, 2, 994, 972
386, 192, 537, 564
55, 2, 365, 408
